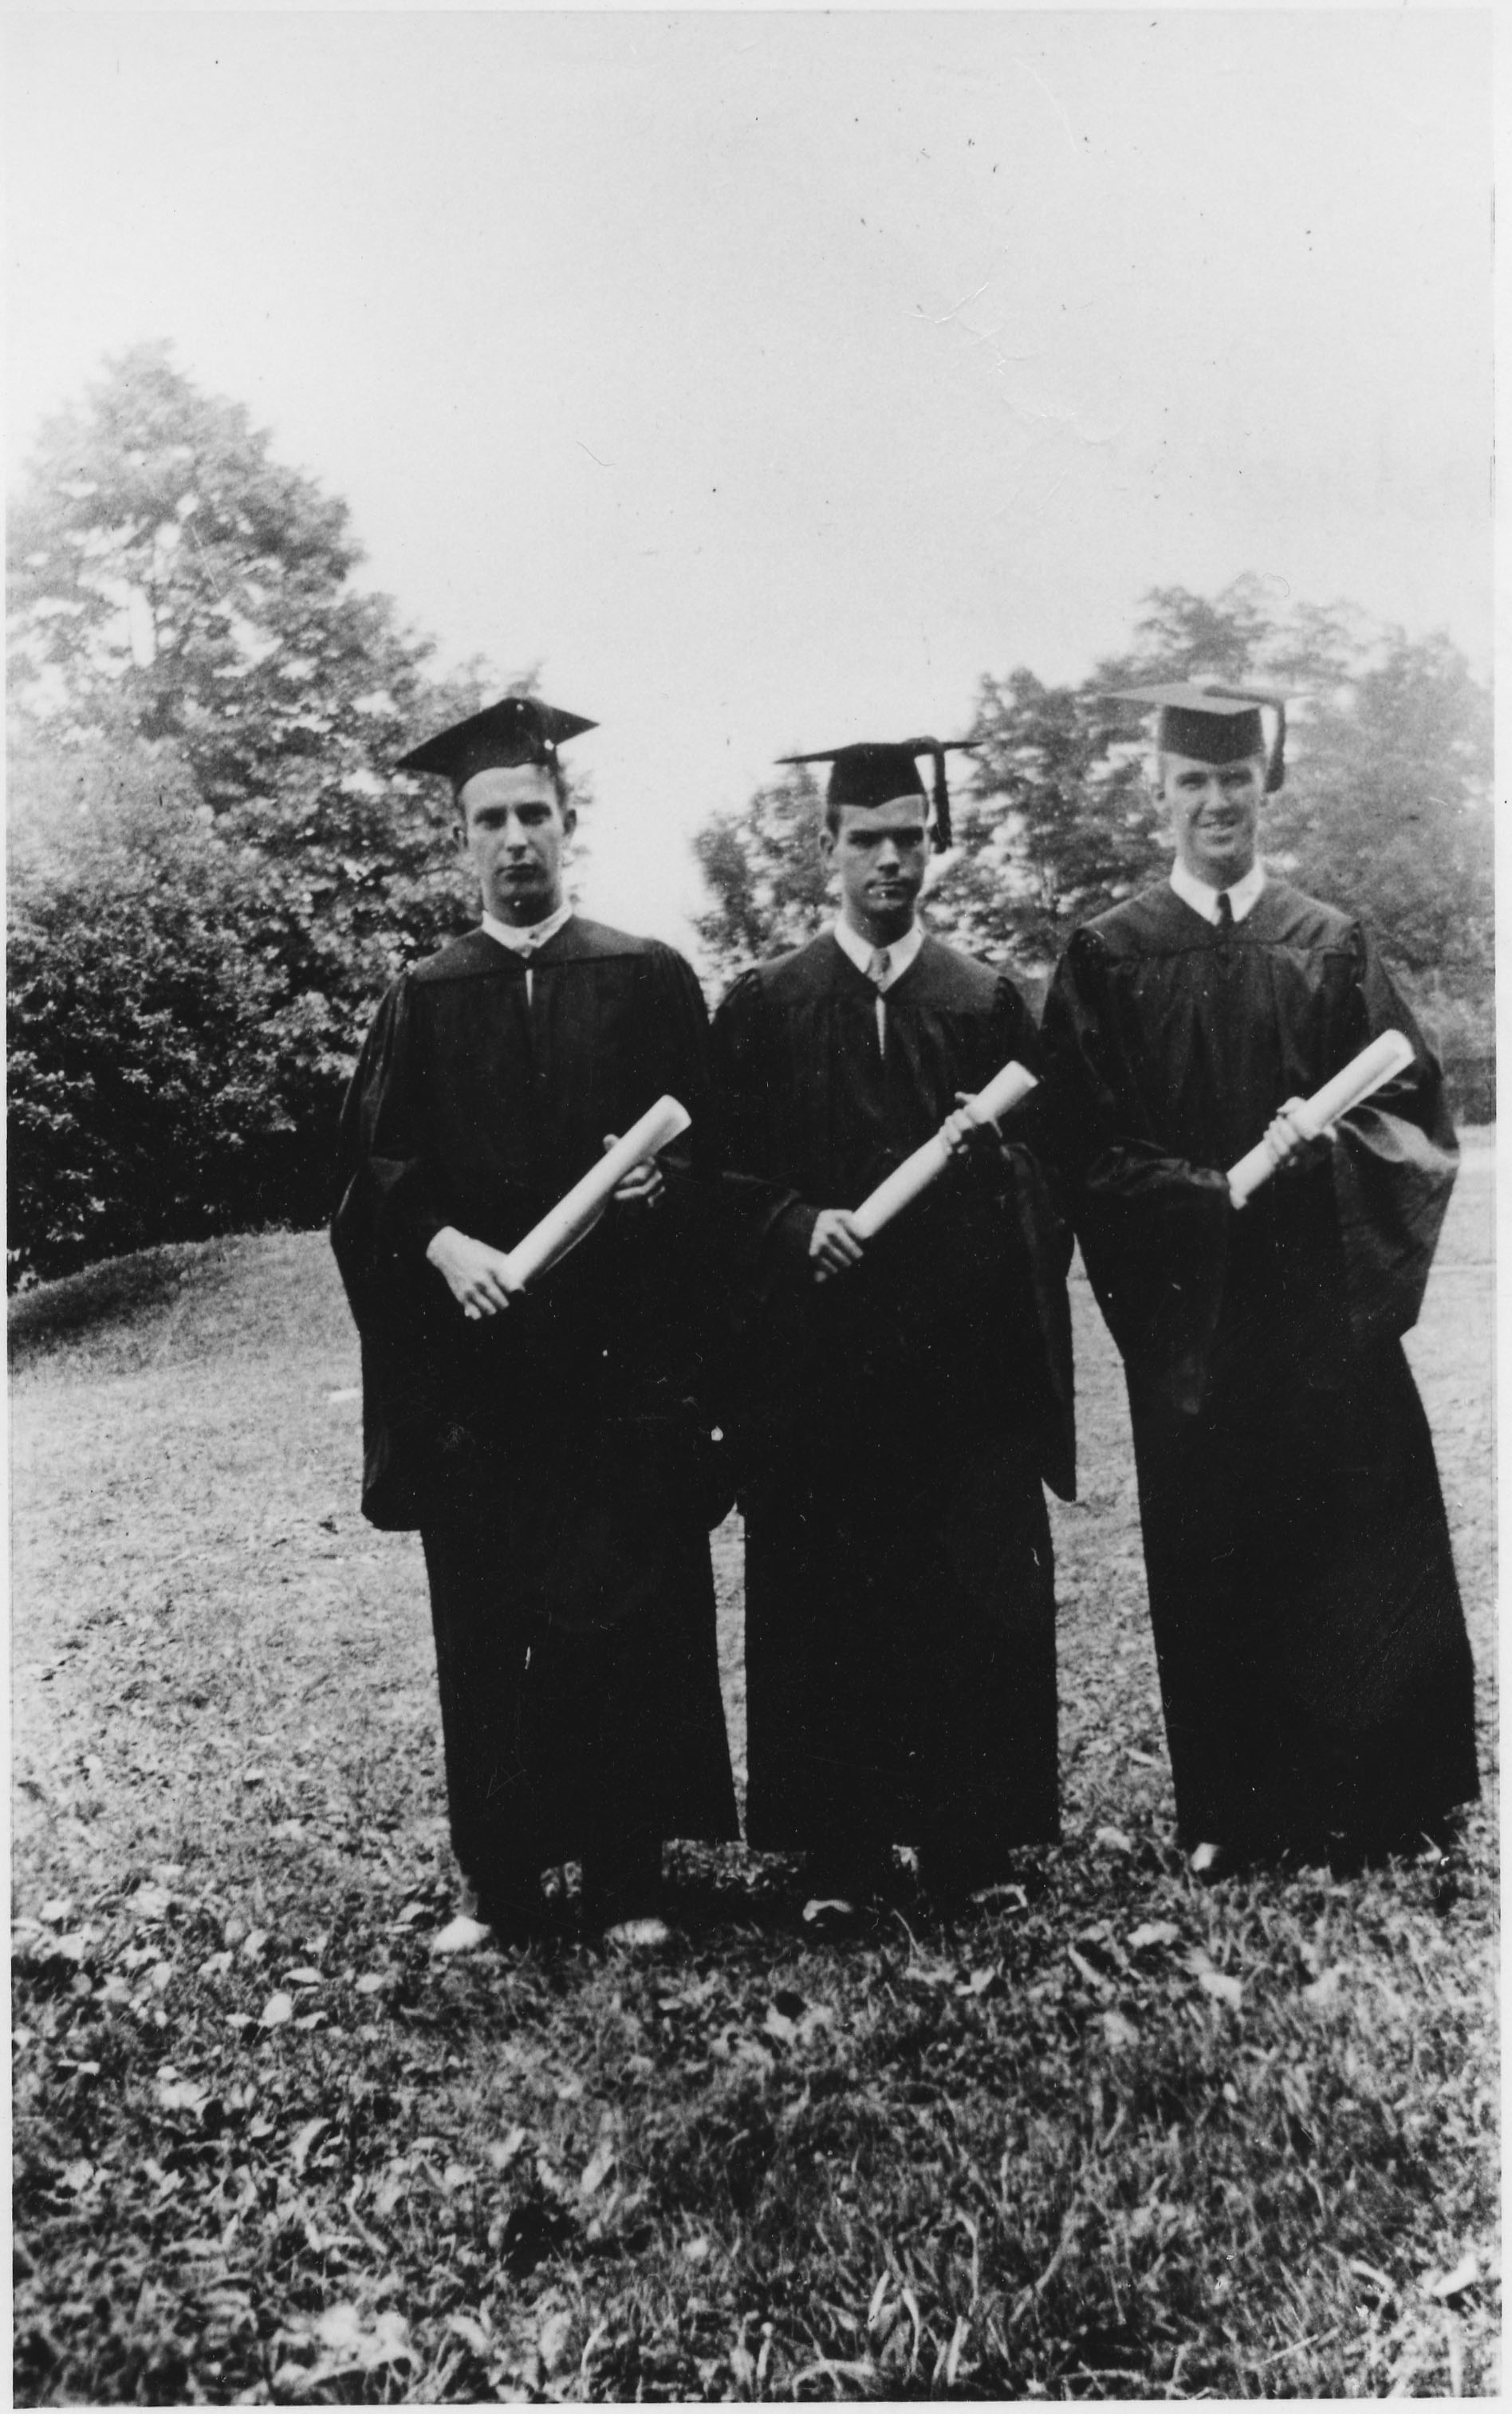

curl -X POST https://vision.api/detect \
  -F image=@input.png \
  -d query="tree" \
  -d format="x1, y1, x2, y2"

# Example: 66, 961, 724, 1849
6, 349, 554, 1258
691, 766, 830, 989
9, 342, 472, 984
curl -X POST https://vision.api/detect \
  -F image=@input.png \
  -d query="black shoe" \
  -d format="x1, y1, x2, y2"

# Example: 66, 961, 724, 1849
582, 1836, 665, 1934
805, 1844, 896, 1907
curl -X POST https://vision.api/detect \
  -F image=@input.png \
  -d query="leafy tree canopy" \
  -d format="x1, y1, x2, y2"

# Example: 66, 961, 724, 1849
6, 347, 560, 1274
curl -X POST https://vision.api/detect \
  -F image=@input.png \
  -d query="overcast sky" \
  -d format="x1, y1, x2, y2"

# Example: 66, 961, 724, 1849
6, 7, 1493, 948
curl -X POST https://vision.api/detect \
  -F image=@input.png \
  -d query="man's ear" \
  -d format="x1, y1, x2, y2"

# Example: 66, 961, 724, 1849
817, 824, 836, 872
561, 801, 578, 841
452, 816, 469, 857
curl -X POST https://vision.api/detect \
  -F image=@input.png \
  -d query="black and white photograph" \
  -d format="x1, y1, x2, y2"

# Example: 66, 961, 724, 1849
8, 6, 1496, 2403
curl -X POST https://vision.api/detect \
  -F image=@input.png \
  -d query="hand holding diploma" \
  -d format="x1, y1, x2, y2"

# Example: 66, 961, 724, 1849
504, 1095, 691, 1286
427, 1094, 691, 1315
1227, 1030, 1416, 1209
810, 1059, 1038, 1283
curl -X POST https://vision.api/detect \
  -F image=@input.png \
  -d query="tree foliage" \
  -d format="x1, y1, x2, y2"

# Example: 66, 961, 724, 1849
6, 348, 526, 1278
691, 769, 831, 990
7, 731, 290, 1283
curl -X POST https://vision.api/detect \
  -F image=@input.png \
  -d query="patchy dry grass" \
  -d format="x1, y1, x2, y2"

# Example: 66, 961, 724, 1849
10, 1156, 1498, 2402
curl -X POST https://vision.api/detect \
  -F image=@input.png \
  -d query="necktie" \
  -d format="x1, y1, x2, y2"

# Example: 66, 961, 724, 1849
866, 948, 890, 1052
1215, 892, 1234, 934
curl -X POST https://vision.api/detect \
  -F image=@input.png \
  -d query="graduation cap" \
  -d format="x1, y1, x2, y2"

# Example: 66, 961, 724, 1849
1110, 683, 1287, 793
776, 738, 978, 852
396, 695, 597, 793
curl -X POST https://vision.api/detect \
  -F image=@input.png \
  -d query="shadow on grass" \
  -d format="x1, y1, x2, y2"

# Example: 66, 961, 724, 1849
9, 1235, 240, 1377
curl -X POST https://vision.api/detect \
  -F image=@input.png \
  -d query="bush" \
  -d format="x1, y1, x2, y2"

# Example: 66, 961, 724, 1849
7, 737, 291, 1286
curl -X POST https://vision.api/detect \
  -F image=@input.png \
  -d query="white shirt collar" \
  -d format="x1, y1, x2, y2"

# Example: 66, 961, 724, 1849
1169, 860, 1267, 927
481, 901, 574, 955
832, 915, 924, 989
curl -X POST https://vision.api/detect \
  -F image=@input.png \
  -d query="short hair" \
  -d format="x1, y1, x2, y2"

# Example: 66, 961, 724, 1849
456, 755, 571, 821
821, 792, 929, 840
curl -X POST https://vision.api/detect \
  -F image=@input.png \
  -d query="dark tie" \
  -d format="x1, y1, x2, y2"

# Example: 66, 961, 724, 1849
1215, 892, 1234, 934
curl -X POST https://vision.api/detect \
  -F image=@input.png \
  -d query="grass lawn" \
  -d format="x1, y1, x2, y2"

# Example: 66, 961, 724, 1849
10, 1153, 1498, 2403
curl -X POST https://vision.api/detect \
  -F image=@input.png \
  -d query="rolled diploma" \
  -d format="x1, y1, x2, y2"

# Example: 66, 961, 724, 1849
850, 1060, 1038, 1242
502, 1094, 691, 1288
1227, 1029, 1416, 1209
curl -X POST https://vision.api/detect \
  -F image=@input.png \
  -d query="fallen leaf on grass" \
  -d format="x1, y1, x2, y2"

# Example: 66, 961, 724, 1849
284, 1965, 325, 1986
1095, 1825, 1134, 1853
1192, 1963, 1243, 2010
353, 1971, 388, 1995
448, 2312, 493, 2357
290, 2118, 329, 2172
488, 2126, 530, 2172
801, 1896, 856, 1925
276, 2304, 416, 2392
1301, 1967, 1345, 2009
683, 2236, 711, 2262
157, 2077, 211, 2114
537, 2309, 575, 2372
260, 1992, 294, 2028
1128, 1920, 1181, 1952
1423, 2253, 1479, 2302
956, 1967, 1002, 1998
580, 2139, 616, 2195
1068, 1946, 1113, 1995
1101, 2009, 1141, 2047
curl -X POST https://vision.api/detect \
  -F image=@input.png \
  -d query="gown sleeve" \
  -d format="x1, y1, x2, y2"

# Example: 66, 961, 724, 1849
330, 979, 455, 1529
1039, 926, 1232, 1413
975, 971, 1077, 1499
707, 969, 818, 1280
331, 975, 447, 1309
1327, 921, 1459, 1351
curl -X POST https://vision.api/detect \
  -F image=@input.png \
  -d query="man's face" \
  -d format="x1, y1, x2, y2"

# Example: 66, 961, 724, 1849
819, 794, 929, 943
1157, 751, 1266, 891
456, 764, 575, 926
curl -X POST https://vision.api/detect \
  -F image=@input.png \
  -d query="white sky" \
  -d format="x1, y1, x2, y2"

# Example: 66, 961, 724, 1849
6, 7, 1494, 950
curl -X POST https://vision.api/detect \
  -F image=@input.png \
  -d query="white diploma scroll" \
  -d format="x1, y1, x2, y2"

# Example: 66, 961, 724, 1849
502, 1094, 691, 1289
1227, 1029, 1415, 1209
850, 1059, 1038, 1242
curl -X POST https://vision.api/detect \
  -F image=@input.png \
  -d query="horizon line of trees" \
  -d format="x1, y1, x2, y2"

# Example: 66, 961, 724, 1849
7, 347, 1494, 1289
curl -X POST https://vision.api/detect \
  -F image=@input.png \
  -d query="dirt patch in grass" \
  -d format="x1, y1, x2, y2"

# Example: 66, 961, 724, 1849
10, 1172, 1498, 2402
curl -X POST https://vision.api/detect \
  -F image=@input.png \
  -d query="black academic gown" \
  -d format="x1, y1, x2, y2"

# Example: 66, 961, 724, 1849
331, 919, 737, 1895
711, 931, 1075, 1866
1040, 878, 1479, 1855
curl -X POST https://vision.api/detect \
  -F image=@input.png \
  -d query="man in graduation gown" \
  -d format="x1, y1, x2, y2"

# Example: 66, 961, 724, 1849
1040, 683, 1479, 1873
332, 695, 736, 1945
711, 738, 1075, 1904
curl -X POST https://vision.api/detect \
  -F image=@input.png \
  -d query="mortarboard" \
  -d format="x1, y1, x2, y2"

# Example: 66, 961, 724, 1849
776, 737, 978, 852
396, 695, 597, 792
1110, 682, 1287, 792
